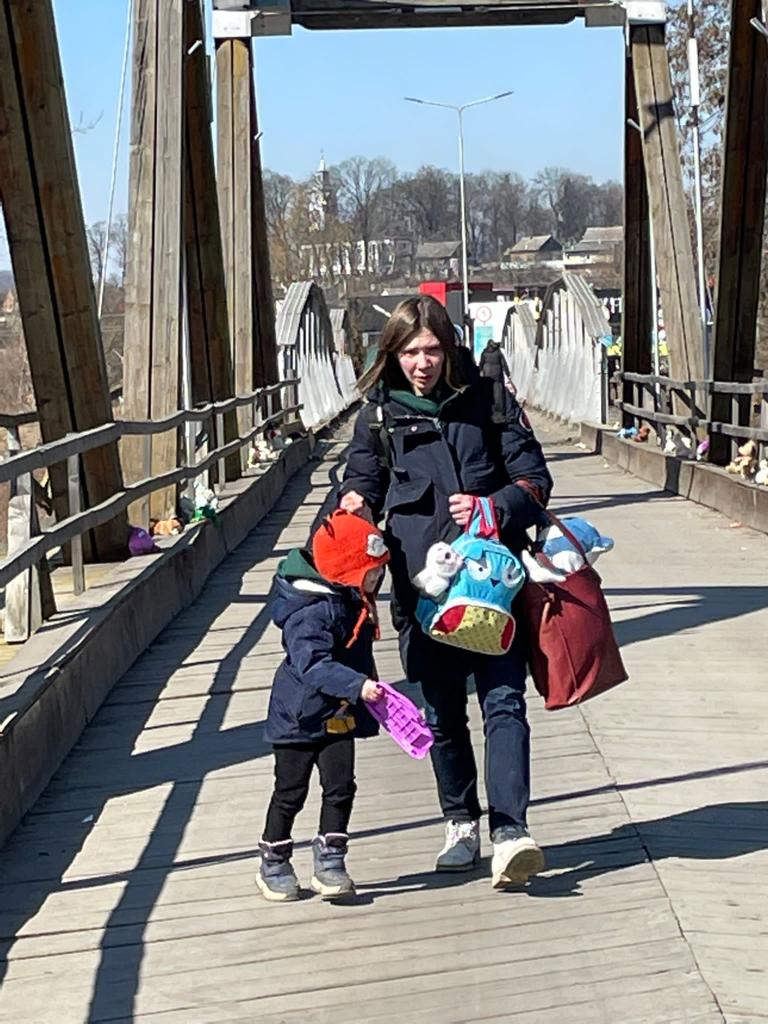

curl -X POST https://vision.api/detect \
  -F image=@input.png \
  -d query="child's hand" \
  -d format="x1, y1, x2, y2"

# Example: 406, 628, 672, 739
361, 679, 384, 703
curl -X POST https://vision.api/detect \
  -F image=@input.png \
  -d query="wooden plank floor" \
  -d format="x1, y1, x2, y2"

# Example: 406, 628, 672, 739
0, 416, 766, 1023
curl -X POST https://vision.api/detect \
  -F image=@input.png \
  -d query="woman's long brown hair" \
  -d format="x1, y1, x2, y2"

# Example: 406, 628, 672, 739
358, 294, 466, 394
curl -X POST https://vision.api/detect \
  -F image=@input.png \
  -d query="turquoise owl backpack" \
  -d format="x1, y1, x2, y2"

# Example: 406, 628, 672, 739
414, 497, 526, 656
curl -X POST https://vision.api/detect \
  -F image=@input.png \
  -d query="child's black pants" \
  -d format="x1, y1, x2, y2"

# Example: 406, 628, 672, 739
263, 736, 356, 842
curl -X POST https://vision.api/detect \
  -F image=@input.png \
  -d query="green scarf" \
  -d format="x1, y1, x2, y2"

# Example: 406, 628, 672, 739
389, 384, 454, 417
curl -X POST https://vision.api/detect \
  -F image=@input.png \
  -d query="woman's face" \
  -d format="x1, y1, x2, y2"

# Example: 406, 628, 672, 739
397, 328, 445, 396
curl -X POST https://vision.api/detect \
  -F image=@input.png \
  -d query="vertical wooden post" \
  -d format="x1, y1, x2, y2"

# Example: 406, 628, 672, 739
250, 82, 279, 387
183, 0, 240, 481
710, 0, 768, 463
216, 36, 278, 421
0, 0, 126, 560
631, 24, 704, 385
216, 36, 254, 428
622, 48, 652, 425
123, 0, 185, 522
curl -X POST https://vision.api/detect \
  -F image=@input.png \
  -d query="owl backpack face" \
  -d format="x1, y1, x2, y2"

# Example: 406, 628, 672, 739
414, 498, 525, 656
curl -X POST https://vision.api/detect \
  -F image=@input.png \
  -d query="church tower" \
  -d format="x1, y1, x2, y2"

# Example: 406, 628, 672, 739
308, 153, 337, 232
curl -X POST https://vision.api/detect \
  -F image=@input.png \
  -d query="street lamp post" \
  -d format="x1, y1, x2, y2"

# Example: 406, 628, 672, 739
405, 91, 514, 344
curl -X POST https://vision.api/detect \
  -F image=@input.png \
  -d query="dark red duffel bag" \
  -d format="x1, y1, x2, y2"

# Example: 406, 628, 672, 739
519, 509, 628, 710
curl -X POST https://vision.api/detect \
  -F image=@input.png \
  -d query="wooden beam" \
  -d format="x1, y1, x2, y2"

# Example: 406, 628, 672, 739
249, 79, 279, 387
123, 0, 185, 522
183, 0, 240, 481
622, 48, 652, 420
631, 24, 704, 384
216, 38, 256, 456
0, 0, 126, 560
710, 0, 768, 463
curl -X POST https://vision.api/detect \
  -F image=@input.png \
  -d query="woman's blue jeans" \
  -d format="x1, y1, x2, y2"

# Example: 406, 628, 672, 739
398, 618, 531, 834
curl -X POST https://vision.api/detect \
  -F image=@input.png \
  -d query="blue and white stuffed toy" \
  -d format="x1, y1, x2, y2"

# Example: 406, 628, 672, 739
522, 516, 614, 584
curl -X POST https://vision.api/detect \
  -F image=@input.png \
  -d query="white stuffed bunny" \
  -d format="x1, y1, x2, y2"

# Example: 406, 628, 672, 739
413, 542, 464, 599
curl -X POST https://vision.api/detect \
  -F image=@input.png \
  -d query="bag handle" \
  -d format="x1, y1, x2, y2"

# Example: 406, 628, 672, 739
515, 480, 587, 559
467, 496, 499, 540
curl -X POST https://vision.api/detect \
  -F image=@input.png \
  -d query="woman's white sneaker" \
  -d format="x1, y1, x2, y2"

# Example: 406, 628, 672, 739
491, 825, 545, 889
435, 819, 481, 871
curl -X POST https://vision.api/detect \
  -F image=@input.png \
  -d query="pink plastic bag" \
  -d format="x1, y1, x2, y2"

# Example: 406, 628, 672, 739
366, 682, 434, 760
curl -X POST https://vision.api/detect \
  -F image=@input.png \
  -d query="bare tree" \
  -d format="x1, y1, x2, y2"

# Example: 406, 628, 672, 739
334, 156, 396, 272
86, 221, 109, 285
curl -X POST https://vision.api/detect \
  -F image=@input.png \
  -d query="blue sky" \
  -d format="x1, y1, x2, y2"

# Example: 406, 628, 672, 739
1, 1, 624, 267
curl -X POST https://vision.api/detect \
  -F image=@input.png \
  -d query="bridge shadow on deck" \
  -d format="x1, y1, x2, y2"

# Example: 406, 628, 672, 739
355, 799, 768, 904
608, 584, 768, 647
0, 442, 347, 1022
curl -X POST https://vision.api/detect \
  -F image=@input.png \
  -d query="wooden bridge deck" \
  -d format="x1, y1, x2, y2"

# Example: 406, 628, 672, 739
1, 416, 766, 1023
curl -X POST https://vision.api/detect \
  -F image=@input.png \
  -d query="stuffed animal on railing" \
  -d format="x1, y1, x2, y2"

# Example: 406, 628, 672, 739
663, 430, 693, 456
150, 517, 183, 537
726, 440, 758, 479
522, 516, 615, 584
633, 425, 651, 443
755, 459, 768, 486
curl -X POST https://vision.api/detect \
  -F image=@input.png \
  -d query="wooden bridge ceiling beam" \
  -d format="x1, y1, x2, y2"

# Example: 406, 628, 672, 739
284, 0, 597, 29
710, 0, 768, 463
123, 0, 185, 522
0, 0, 126, 561
630, 23, 704, 384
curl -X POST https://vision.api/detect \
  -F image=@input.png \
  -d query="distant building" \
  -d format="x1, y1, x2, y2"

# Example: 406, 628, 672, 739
414, 240, 462, 280
307, 155, 338, 233
565, 226, 623, 268
502, 235, 563, 267
300, 236, 413, 281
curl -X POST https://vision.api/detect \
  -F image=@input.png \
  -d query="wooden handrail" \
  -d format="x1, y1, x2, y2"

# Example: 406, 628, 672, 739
0, 381, 299, 485
0, 396, 303, 591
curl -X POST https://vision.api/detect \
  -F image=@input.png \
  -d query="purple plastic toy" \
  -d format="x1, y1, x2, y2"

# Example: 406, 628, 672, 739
366, 682, 434, 760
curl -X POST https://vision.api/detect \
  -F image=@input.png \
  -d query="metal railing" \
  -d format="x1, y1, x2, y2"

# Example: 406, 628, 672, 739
0, 379, 301, 638
616, 372, 768, 463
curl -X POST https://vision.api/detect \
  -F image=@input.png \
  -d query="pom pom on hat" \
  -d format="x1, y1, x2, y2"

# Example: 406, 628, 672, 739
312, 510, 389, 590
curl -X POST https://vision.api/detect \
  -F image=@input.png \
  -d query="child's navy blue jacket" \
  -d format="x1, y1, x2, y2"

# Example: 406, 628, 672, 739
263, 548, 379, 745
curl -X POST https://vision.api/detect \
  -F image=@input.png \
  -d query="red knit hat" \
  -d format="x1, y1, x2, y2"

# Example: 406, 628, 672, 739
312, 510, 389, 590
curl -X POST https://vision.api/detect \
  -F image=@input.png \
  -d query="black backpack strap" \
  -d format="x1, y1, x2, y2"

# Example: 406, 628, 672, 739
362, 401, 392, 469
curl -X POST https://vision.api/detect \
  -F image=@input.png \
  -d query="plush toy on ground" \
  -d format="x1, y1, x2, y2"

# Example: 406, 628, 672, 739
149, 517, 183, 537
696, 438, 710, 461
726, 440, 758, 479
663, 430, 693, 456
128, 526, 158, 555
522, 516, 614, 584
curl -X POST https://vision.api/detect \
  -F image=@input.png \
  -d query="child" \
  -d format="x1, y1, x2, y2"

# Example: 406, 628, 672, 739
257, 510, 390, 902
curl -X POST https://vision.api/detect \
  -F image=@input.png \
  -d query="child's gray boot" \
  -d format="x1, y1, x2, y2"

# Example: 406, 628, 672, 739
310, 833, 355, 898
256, 839, 300, 902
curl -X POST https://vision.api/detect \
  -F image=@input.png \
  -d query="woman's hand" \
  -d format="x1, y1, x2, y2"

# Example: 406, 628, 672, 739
361, 679, 384, 703
448, 493, 474, 527
339, 491, 372, 522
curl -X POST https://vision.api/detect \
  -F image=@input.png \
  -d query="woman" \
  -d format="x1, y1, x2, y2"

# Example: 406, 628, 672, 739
479, 337, 515, 415
339, 295, 553, 890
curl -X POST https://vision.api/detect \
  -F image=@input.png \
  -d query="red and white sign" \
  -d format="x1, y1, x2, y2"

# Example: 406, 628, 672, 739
475, 305, 492, 324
